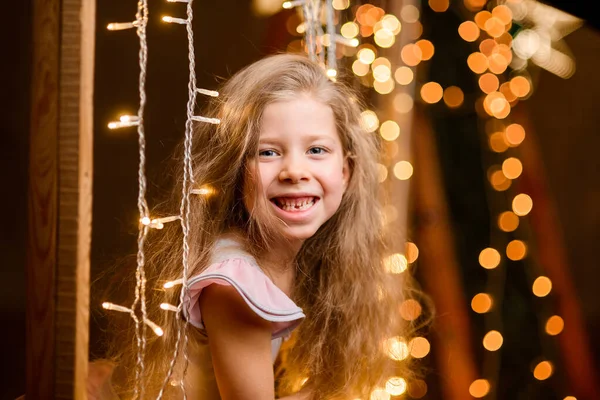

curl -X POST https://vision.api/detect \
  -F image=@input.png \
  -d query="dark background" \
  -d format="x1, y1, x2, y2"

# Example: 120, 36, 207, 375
2, 0, 599, 398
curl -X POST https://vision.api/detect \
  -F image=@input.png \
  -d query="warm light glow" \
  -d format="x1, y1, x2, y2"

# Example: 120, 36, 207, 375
370, 387, 391, 400
401, 5, 420, 23
505, 123, 526, 146
408, 380, 428, 398
458, 21, 480, 42
467, 52, 489, 74
394, 93, 414, 114
332, 0, 350, 10
546, 315, 565, 336
385, 253, 408, 274
358, 48, 376, 64
533, 361, 553, 380
443, 86, 464, 108
374, 79, 395, 95
400, 299, 422, 321
498, 211, 519, 232
373, 64, 392, 82
416, 39, 434, 60
564, 397, 577, 400
393, 161, 414, 180
406, 242, 419, 263
420, 82, 443, 104
377, 164, 388, 183
484, 17, 505, 38
341, 22, 359, 38
474, 11, 492, 30
385, 377, 407, 396
374, 29, 395, 48
532, 276, 552, 297
409, 337, 431, 358
510, 76, 531, 97
471, 293, 493, 314
385, 336, 409, 360
360, 110, 380, 132
479, 248, 501, 269
489, 131, 509, 153
401, 44, 423, 67
488, 53, 509, 74
490, 169, 511, 191
464, 0, 487, 12
469, 379, 491, 398
429, 0, 449, 12
380, 120, 400, 141
352, 60, 370, 76
500, 82, 518, 103
492, 5, 513, 25
141, 216, 151, 225
394, 66, 414, 85
479, 73, 499, 94
512, 193, 533, 216
372, 56, 391, 69
483, 330, 503, 351
381, 15, 402, 35
502, 157, 523, 179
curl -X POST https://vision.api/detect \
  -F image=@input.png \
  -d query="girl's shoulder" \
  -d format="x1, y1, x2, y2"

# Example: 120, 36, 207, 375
185, 236, 305, 339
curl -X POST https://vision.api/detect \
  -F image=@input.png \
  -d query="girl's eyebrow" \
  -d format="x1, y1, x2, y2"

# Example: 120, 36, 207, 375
259, 134, 336, 143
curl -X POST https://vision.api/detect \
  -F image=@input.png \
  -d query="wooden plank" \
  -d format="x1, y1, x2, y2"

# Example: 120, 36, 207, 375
56, 0, 95, 398
26, 0, 60, 397
27, 0, 95, 398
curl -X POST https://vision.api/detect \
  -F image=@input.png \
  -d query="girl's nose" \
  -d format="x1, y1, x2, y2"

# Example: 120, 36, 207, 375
278, 156, 309, 183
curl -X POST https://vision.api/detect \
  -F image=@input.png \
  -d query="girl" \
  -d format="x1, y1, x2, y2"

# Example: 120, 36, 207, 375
99, 53, 412, 400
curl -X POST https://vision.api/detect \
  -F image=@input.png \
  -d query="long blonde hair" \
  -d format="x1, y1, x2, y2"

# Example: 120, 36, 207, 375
107, 53, 416, 399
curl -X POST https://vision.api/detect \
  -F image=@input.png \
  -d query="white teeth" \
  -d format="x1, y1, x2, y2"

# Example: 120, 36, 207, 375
276, 197, 315, 211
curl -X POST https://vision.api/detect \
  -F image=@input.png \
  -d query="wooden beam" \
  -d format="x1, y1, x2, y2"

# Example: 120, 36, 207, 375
27, 0, 95, 398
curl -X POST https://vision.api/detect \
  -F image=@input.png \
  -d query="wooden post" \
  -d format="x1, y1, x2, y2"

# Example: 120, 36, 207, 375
26, 0, 95, 398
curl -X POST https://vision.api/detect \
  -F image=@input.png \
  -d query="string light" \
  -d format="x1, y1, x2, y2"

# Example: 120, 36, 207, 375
107, 21, 140, 31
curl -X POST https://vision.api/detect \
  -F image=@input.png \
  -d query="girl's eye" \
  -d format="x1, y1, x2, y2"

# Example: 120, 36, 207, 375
259, 149, 278, 157
308, 147, 327, 155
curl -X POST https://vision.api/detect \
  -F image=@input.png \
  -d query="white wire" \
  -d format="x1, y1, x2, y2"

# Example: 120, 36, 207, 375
325, 0, 337, 72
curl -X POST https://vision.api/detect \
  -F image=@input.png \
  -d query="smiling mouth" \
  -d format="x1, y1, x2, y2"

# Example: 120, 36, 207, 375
270, 196, 318, 212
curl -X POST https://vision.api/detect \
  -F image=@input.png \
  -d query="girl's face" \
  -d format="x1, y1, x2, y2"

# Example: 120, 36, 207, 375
245, 95, 349, 243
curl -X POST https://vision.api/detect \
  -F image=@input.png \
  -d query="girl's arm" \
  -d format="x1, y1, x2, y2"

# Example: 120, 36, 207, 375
200, 284, 279, 400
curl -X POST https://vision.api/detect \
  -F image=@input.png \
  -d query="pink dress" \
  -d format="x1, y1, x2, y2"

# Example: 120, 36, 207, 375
88, 238, 305, 400
182, 238, 305, 398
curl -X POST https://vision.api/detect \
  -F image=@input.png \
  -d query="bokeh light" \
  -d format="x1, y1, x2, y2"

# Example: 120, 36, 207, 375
429, 0, 449, 12
467, 52, 488, 74
458, 21, 480, 42
401, 43, 423, 66
472, 293, 493, 314
385, 336, 409, 361
469, 379, 490, 398
479, 248, 501, 269
532, 276, 552, 297
483, 330, 503, 351
360, 110, 380, 132
394, 66, 414, 85
416, 39, 435, 60
479, 73, 500, 94
498, 211, 519, 232
380, 120, 400, 141
408, 380, 428, 398
443, 86, 464, 108
409, 337, 431, 358
506, 240, 527, 261
394, 93, 414, 114
502, 157, 523, 179
420, 82, 443, 103
505, 123, 526, 146
545, 315, 565, 336
384, 253, 408, 274
393, 161, 414, 180
512, 193, 533, 216
533, 361, 553, 380
400, 299, 422, 321
385, 377, 407, 396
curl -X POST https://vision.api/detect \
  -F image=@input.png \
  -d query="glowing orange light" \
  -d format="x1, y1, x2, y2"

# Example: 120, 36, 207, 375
502, 157, 523, 179
479, 248, 501, 269
443, 86, 464, 108
429, 0, 449, 12
483, 330, 503, 351
409, 337, 431, 358
416, 39, 434, 60
394, 66, 414, 85
474, 11, 492, 30
510, 76, 531, 97
479, 38, 498, 57
488, 53, 508, 74
401, 44, 423, 66
506, 240, 527, 261
505, 123, 526, 146
399, 299, 422, 321
500, 82, 518, 102
498, 211, 519, 232
406, 242, 419, 263
532, 276, 552, 297
467, 52, 488, 74
545, 315, 565, 336
512, 193, 533, 216
533, 361, 553, 381
479, 73, 500, 94
464, 0, 487, 12
492, 5, 513, 25
469, 379, 491, 398
489, 132, 509, 153
420, 82, 443, 104
471, 293, 493, 313
458, 21, 480, 42
484, 17, 506, 38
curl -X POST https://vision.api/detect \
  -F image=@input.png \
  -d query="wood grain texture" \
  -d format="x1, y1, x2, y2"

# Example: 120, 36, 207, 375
26, 0, 60, 397
27, 0, 95, 398
56, 0, 95, 398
